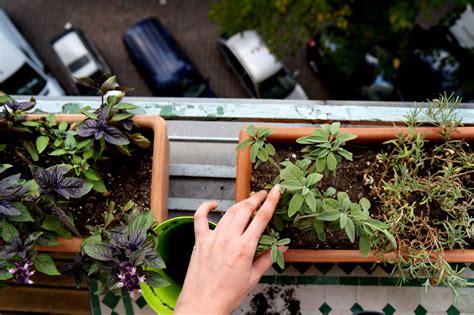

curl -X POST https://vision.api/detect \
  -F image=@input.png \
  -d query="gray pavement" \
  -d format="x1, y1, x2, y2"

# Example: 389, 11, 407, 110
0, 0, 329, 99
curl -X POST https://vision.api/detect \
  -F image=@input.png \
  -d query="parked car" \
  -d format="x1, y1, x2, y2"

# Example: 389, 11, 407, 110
218, 30, 308, 99
307, 5, 474, 102
123, 17, 215, 97
51, 24, 113, 95
0, 9, 64, 96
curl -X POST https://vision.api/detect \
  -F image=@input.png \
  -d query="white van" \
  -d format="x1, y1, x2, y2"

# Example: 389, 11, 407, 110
0, 9, 64, 96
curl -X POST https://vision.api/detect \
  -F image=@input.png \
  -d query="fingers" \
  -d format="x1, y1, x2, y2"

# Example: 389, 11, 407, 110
215, 190, 267, 234
227, 190, 268, 235
194, 201, 217, 239
243, 185, 280, 243
251, 245, 288, 283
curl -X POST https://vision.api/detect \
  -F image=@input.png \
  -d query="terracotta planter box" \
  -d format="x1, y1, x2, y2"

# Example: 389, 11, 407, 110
16, 114, 170, 253
236, 126, 474, 263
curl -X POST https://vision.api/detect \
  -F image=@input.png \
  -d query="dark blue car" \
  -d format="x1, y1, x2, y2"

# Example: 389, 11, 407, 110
123, 17, 215, 97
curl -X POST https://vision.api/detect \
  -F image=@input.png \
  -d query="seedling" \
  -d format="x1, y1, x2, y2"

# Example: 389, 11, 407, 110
297, 122, 357, 172
236, 125, 277, 169
257, 229, 290, 269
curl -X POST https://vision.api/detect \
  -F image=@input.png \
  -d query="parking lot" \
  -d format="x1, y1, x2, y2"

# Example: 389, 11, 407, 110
0, 0, 329, 99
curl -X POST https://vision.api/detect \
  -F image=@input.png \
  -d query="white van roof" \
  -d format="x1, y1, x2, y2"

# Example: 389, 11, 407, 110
225, 30, 282, 83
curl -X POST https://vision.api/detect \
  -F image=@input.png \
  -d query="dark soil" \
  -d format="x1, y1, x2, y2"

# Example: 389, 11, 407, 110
251, 144, 379, 250
71, 151, 152, 234
1, 131, 152, 236
245, 285, 301, 315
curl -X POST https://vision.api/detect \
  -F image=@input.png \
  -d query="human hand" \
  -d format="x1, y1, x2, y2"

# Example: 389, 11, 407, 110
174, 185, 285, 314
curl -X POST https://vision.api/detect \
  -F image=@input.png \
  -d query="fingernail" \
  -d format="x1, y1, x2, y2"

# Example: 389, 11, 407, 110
271, 184, 280, 194
280, 246, 289, 252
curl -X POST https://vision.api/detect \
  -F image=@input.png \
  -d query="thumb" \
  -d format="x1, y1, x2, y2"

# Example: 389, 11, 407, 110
251, 246, 288, 283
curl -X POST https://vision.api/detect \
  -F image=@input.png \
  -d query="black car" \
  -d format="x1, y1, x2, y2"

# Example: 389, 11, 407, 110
123, 17, 215, 97
307, 7, 474, 102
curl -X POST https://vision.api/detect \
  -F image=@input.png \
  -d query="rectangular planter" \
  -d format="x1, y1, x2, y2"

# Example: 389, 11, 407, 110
235, 126, 474, 263
22, 114, 170, 253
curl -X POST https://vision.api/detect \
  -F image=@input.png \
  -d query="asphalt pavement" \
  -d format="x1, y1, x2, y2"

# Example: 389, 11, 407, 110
0, 0, 329, 99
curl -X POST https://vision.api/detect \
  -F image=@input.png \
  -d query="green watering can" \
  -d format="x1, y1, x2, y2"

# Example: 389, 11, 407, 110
140, 216, 216, 314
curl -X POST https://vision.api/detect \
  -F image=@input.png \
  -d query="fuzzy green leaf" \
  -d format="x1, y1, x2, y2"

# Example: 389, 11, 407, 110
316, 158, 326, 172
345, 218, 355, 242
327, 152, 337, 171
271, 245, 278, 262
305, 173, 323, 186
318, 210, 341, 221
111, 113, 134, 122
304, 192, 317, 212
359, 198, 371, 211
329, 122, 340, 135
259, 235, 273, 245
250, 143, 259, 163
280, 180, 303, 191
288, 193, 304, 217
340, 213, 348, 229
236, 139, 253, 151
359, 234, 371, 256
276, 250, 285, 269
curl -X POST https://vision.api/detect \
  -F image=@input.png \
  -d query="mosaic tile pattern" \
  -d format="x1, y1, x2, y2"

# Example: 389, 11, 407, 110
90, 263, 474, 314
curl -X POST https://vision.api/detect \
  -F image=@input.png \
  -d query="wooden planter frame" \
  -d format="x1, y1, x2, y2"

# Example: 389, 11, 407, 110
15, 114, 171, 253
236, 126, 474, 263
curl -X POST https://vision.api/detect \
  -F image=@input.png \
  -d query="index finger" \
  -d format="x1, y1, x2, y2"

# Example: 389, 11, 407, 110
243, 185, 280, 243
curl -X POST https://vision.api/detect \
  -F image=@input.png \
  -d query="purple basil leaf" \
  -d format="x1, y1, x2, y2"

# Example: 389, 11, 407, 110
121, 119, 134, 131
54, 177, 93, 199
103, 126, 129, 145
76, 119, 100, 138
83, 243, 114, 261
98, 106, 110, 121
129, 249, 147, 265
30, 165, 53, 193
0, 200, 21, 216
52, 206, 80, 236
108, 231, 128, 248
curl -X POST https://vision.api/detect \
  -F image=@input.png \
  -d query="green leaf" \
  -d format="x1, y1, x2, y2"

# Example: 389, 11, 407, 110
36, 136, 49, 154
41, 215, 63, 231
345, 218, 355, 242
316, 158, 326, 172
244, 125, 256, 137
281, 163, 303, 181
2, 221, 19, 242
359, 198, 371, 211
337, 148, 353, 160
83, 243, 114, 261
84, 169, 101, 181
257, 127, 273, 138
250, 143, 259, 163
61, 103, 81, 113
265, 143, 275, 156
280, 180, 303, 191
277, 238, 290, 246
304, 192, 317, 212
329, 122, 340, 135
0, 269, 13, 281
58, 121, 68, 133
259, 235, 274, 245
8, 203, 34, 222
318, 210, 341, 221
257, 148, 269, 161
305, 173, 323, 186
22, 140, 39, 161
276, 250, 285, 269
80, 109, 98, 120
327, 152, 337, 171
143, 270, 170, 288
111, 113, 134, 122
81, 234, 102, 248
337, 133, 358, 142
271, 245, 278, 262
49, 149, 67, 156
340, 213, 348, 229
288, 193, 304, 217
33, 254, 60, 276
314, 219, 326, 241
22, 121, 40, 127
92, 181, 108, 193
115, 103, 139, 110
128, 211, 153, 232
88, 262, 99, 276
236, 139, 253, 151
382, 230, 397, 249
359, 234, 371, 256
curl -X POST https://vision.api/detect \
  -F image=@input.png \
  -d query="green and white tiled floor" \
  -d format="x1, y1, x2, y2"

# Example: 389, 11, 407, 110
90, 263, 474, 314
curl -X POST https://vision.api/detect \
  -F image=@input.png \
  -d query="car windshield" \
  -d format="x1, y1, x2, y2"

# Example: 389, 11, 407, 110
0, 62, 46, 95
258, 69, 296, 99
164, 72, 207, 97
